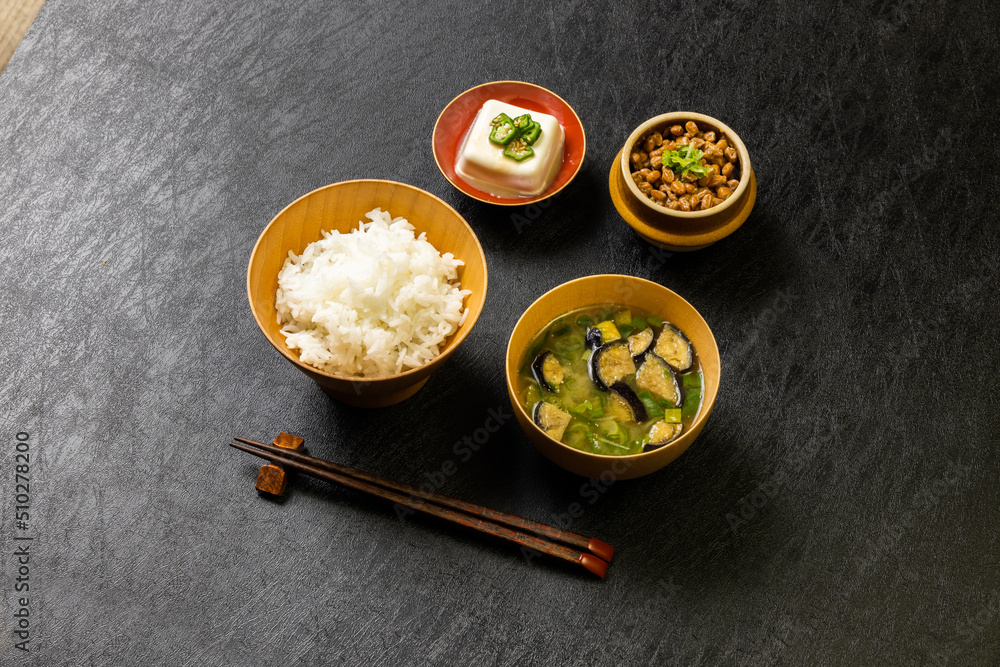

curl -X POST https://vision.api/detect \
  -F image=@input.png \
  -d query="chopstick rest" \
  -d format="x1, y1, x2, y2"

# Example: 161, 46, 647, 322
254, 432, 306, 497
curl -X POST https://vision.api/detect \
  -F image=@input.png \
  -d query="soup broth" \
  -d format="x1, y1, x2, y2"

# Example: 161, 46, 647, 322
517, 304, 703, 456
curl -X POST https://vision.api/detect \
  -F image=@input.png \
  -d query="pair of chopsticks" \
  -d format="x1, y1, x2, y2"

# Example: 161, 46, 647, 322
230, 437, 614, 577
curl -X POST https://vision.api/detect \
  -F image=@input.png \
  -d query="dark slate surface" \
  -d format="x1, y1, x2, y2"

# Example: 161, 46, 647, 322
2, 0, 998, 664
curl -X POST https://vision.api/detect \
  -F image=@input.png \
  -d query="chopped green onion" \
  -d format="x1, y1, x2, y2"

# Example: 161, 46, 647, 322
662, 144, 709, 179
618, 325, 634, 338
631, 316, 647, 330
648, 315, 663, 328
681, 371, 703, 420
522, 384, 541, 408
564, 423, 591, 449
568, 400, 604, 423
631, 433, 650, 452
661, 408, 682, 423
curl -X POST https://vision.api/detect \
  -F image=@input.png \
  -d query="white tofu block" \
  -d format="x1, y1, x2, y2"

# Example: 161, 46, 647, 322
455, 99, 565, 198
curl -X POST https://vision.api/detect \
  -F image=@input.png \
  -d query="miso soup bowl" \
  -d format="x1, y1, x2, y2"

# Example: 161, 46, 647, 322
505, 275, 720, 479
248, 179, 488, 408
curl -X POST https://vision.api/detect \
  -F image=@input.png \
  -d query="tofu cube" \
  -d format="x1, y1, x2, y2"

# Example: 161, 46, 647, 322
455, 99, 565, 198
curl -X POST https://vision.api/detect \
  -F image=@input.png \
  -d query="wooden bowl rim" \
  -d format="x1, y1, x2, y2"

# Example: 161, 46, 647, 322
505, 274, 721, 462
432, 80, 587, 206
620, 111, 752, 219
610, 157, 758, 248
247, 178, 489, 384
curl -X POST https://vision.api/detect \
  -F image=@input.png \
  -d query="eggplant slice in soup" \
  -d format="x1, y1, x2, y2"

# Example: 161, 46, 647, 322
652, 323, 694, 372
531, 351, 564, 392
586, 321, 621, 349
610, 382, 648, 423
635, 354, 681, 405
645, 420, 683, 451
533, 401, 572, 441
585, 327, 603, 350
589, 340, 636, 391
627, 327, 655, 362
606, 392, 636, 422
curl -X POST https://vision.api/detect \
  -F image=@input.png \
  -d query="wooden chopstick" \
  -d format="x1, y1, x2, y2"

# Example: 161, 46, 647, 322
230, 441, 610, 578
233, 436, 613, 563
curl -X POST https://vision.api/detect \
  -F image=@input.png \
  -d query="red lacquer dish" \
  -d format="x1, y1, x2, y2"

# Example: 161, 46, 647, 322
433, 81, 586, 206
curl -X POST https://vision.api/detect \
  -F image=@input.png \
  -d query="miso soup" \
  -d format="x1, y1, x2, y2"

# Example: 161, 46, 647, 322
517, 304, 703, 456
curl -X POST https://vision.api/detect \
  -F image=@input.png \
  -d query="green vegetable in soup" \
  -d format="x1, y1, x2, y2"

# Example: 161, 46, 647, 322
614, 310, 632, 327
681, 371, 703, 421
661, 408, 682, 424
635, 390, 662, 419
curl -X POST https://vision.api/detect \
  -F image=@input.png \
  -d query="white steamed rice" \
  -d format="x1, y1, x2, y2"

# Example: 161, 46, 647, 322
275, 208, 471, 377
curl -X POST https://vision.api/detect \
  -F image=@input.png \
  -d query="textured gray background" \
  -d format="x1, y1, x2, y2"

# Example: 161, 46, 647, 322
1, 0, 998, 665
